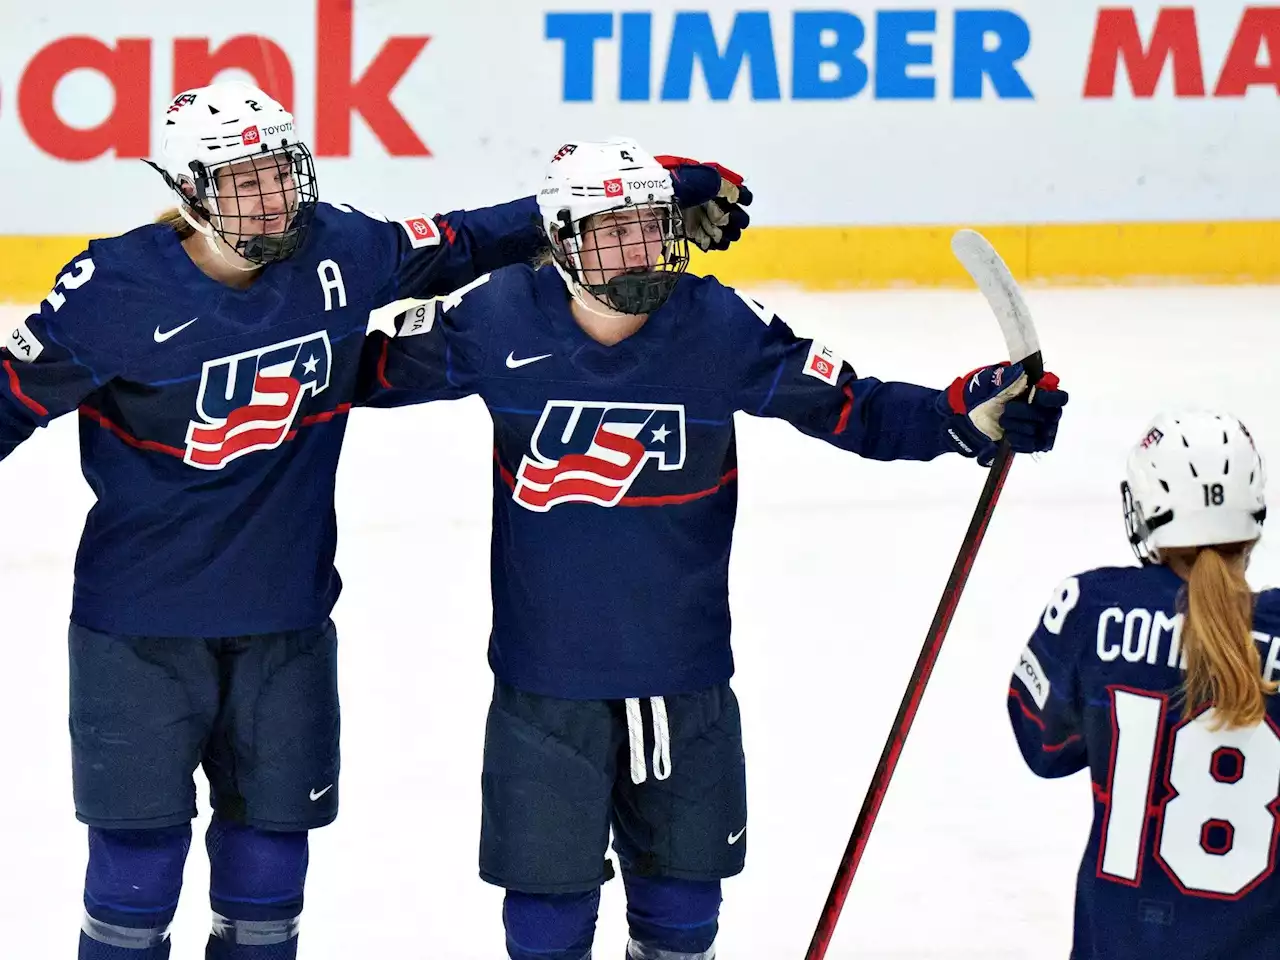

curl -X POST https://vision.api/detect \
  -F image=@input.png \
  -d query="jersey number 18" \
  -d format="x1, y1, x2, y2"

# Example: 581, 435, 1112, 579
1099, 688, 1280, 899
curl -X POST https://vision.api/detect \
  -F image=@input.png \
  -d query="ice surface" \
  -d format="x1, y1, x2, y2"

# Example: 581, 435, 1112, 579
3, 283, 1279, 958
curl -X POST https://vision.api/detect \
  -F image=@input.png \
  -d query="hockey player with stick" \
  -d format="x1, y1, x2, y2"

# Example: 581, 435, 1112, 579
1008, 411, 1280, 960
0, 84, 750, 960
358, 138, 1068, 960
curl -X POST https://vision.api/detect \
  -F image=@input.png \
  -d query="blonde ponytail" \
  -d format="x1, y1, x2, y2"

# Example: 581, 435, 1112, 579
155, 207, 196, 240
1176, 545, 1277, 728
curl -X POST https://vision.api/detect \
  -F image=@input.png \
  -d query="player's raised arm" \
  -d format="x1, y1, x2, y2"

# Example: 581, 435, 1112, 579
1, 253, 121, 462
724, 284, 1067, 463
1007, 577, 1090, 778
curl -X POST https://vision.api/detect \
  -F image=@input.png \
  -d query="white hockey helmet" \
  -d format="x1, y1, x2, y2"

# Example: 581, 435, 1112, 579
1122, 410, 1267, 564
537, 138, 689, 315
147, 81, 318, 265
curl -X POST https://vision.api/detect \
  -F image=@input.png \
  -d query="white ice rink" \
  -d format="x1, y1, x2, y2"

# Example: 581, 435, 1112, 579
3, 284, 1280, 959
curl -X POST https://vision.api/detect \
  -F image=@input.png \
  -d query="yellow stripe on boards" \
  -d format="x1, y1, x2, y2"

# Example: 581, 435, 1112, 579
1, 236, 98, 306
4, 221, 1280, 303
687, 221, 1280, 290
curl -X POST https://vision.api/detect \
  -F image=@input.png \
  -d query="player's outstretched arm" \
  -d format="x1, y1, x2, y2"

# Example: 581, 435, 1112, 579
356, 276, 490, 409
388, 156, 751, 301
1007, 577, 1089, 779
372, 198, 546, 303
1, 253, 121, 463
726, 285, 1066, 462
727, 287, 951, 460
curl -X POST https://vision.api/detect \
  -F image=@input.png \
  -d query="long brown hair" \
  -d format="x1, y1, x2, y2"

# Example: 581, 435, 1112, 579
1170, 544, 1278, 728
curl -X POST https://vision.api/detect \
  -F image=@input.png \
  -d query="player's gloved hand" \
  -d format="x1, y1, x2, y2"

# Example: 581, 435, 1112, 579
936, 361, 1067, 466
655, 155, 752, 252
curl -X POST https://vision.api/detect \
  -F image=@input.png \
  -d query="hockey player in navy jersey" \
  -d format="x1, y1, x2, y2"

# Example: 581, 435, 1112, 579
1008, 411, 1280, 960
0, 83, 749, 960
359, 138, 1068, 960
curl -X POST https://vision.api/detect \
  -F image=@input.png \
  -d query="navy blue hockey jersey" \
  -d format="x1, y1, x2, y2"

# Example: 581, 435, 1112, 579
1009, 563, 1280, 960
359, 264, 960, 699
0, 198, 544, 637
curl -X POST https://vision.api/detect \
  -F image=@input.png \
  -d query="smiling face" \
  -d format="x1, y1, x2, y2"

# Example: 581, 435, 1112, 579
209, 152, 300, 250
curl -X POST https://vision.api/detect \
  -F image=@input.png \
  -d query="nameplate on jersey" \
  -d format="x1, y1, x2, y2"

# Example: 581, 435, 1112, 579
6, 319, 44, 363
399, 215, 441, 249
1014, 645, 1050, 710
513, 401, 687, 512
802, 342, 841, 386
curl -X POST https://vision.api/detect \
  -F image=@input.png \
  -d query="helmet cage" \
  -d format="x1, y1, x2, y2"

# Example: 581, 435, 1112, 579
148, 142, 318, 265
1121, 479, 1165, 565
550, 201, 690, 315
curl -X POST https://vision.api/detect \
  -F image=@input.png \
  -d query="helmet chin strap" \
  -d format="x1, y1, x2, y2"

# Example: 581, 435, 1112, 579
571, 282, 631, 320
179, 205, 260, 275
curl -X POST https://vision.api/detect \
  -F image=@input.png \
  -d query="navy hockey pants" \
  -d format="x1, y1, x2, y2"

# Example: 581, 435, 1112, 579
69, 620, 341, 831
479, 679, 748, 893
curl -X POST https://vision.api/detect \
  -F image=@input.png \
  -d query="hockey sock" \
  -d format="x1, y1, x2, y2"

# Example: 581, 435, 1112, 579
503, 888, 601, 960
205, 819, 308, 960
79, 930, 173, 960
623, 873, 720, 959
80, 825, 192, 960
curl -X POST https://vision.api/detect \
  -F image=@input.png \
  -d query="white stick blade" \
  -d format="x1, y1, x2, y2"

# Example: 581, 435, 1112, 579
950, 229, 1040, 364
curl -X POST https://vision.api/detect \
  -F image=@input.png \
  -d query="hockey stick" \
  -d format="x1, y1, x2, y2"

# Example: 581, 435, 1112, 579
803, 230, 1043, 960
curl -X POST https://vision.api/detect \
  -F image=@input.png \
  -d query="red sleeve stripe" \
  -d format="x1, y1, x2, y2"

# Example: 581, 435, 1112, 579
1043, 734, 1083, 753
376, 338, 393, 390
3, 359, 50, 417
833, 383, 854, 435
1008, 686, 1084, 753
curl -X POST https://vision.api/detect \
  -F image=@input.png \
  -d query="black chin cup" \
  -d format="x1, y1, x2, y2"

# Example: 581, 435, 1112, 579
235, 213, 312, 263
589, 271, 680, 315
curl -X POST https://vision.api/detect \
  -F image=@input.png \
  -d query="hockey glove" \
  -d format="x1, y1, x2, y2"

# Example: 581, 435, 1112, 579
937, 362, 1067, 466
656, 155, 753, 252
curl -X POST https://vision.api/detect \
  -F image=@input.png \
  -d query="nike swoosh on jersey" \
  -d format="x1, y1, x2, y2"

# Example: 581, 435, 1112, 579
505, 351, 552, 369
154, 318, 198, 343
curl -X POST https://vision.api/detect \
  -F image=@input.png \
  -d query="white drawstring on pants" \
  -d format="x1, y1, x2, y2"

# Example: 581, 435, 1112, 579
625, 696, 672, 784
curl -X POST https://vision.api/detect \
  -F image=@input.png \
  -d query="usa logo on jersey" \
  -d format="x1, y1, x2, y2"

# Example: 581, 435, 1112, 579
513, 402, 686, 511
184, 332, 332, 470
